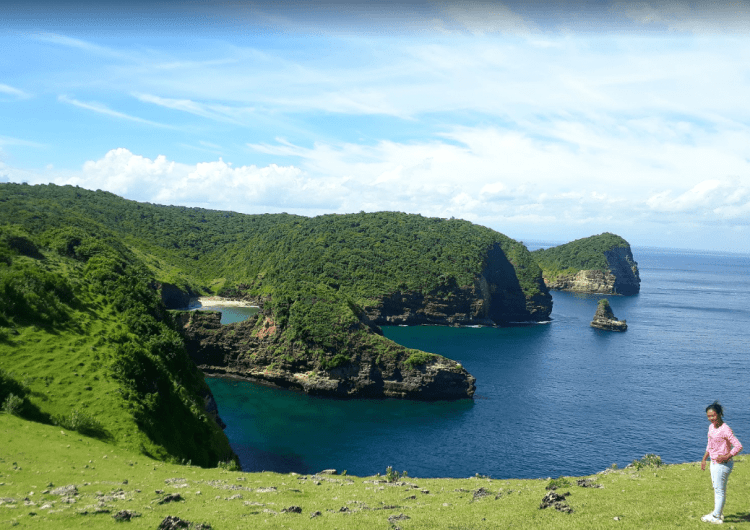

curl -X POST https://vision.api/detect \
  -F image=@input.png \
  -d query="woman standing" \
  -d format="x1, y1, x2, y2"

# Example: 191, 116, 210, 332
701, 401, 742, 524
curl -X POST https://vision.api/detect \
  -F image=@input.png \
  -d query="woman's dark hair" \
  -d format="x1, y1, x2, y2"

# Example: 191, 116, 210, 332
706, 401, 723, 417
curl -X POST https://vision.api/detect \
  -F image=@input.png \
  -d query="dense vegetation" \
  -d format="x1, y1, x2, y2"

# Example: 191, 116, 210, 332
0, 182, 546, 463
531, 233, 631, 281
0, 183, 545, 356
0, 216, 236, 466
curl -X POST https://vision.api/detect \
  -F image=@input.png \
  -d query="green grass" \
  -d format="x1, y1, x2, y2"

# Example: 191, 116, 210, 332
2, 415, 749, 530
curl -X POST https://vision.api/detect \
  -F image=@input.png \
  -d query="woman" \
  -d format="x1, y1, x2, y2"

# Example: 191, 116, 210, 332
701, 401, 742, 524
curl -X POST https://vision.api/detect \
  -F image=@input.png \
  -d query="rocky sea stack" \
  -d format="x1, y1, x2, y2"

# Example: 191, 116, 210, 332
590, 299, 627, 331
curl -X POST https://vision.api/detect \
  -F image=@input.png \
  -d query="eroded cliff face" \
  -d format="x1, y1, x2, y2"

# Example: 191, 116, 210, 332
363, 243, 552, 326
173, 311, 476, 400
545, 246, 640, 295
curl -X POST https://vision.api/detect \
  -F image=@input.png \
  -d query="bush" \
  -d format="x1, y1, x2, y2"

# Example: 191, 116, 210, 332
631, 454, 662, 470
320, 354, 350, 370
54, 408, 107, 438
385, 466, 408, 482
217, 459, 241, 471
546, 476, 571, 490
404, 352, 435, 369
2, 393, 23, 415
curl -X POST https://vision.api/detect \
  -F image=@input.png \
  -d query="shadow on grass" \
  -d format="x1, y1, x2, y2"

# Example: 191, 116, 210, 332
724, 512, 750, 523
53, 411, 112, 442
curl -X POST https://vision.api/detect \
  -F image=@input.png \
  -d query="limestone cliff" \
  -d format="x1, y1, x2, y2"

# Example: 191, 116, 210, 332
173, 310, 476, 400
363, 242, 552, 326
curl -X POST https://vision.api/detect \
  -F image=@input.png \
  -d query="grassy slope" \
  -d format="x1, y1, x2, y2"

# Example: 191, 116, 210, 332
0, 234, 235, 468
531, 233, 631, 282
2, 415, 748, 530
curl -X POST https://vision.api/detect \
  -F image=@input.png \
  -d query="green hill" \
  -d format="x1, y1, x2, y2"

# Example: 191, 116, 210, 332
531, 233, 630, 277
531, 233, 640, 295
0, 182, 550, 463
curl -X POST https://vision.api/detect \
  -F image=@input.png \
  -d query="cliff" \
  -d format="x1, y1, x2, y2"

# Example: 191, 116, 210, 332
364, 243, 552, 325
590, 299, 628, 331
173, 310, 476, 400
532, 233, 640, 295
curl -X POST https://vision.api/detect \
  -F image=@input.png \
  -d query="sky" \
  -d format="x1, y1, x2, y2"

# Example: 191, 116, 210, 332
2, 1, 750, 253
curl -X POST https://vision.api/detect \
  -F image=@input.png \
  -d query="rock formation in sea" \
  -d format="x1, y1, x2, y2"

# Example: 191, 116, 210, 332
590, 299, 627, 331
173, 310, 476, 400
363, 242, 552, 326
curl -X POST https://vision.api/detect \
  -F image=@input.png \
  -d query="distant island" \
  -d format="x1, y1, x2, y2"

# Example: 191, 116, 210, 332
531, 233, 640, 295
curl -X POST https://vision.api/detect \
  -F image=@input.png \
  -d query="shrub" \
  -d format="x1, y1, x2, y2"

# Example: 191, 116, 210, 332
54, 408, 107, 438
320, 354, 350, 370
404, 352, 435, 369
217, 459, 240, 471
546, 476, 571, 490
631, 454, 662, 470
2, 393, 23, 415
385, 466, 408, 482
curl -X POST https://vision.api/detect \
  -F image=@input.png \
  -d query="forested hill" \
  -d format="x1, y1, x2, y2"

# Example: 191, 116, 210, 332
531, 233, 640, 295
2, 182, 552, 396
531, 233, 631, 274
0, 183, 548, 311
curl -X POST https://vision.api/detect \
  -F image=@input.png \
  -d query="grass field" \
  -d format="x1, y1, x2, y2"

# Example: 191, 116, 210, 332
2, 414, 748, 529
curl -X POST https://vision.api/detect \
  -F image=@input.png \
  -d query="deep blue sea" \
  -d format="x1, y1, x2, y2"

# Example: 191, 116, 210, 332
206, 247, 750, 479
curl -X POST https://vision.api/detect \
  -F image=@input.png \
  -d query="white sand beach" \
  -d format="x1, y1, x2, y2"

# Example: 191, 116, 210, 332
194, 297, 259, 308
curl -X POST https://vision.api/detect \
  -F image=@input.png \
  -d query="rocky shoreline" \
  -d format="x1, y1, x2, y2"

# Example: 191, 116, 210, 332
172, 310, 476, 401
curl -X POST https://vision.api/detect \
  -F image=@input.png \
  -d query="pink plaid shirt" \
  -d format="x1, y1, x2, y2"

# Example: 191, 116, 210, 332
706, 423, 742, 462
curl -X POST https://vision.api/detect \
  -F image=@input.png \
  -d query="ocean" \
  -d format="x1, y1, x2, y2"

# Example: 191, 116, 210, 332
205, 246, 750, 479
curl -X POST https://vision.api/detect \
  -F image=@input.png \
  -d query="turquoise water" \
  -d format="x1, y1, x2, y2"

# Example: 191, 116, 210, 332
194, 305, 259, 324
206, 247, 750, 479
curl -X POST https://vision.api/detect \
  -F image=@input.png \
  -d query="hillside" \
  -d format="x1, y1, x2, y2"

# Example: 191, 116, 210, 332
531, 233, 641, 295
0, 223, 236, 467
0, 182, 553, 463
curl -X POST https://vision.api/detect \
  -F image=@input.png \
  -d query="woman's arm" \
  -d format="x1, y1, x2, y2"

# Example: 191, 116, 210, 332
727, 427, 743, 457
701, 451, 709, 471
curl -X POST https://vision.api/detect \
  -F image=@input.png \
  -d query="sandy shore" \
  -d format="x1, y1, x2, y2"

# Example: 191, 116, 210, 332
193, 296, 259, 308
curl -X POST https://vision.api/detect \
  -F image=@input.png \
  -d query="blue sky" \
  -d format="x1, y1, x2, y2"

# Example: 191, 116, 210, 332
2, 1, 750, 252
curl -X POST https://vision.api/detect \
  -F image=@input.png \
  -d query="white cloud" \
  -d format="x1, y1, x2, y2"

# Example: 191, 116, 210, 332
433, 1, 538, 36
615, 1, 750, 34
58, 95, 173, 128
133, 93, 251, 125
0, 83, 30, 101
646, 178, 750, 220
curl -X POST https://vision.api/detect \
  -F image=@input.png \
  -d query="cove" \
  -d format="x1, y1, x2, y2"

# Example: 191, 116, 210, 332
205, 247, 750, 479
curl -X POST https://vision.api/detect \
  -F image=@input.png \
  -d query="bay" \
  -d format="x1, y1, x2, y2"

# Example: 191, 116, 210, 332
206, 247, 750, 479
191, 305, 259, 324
